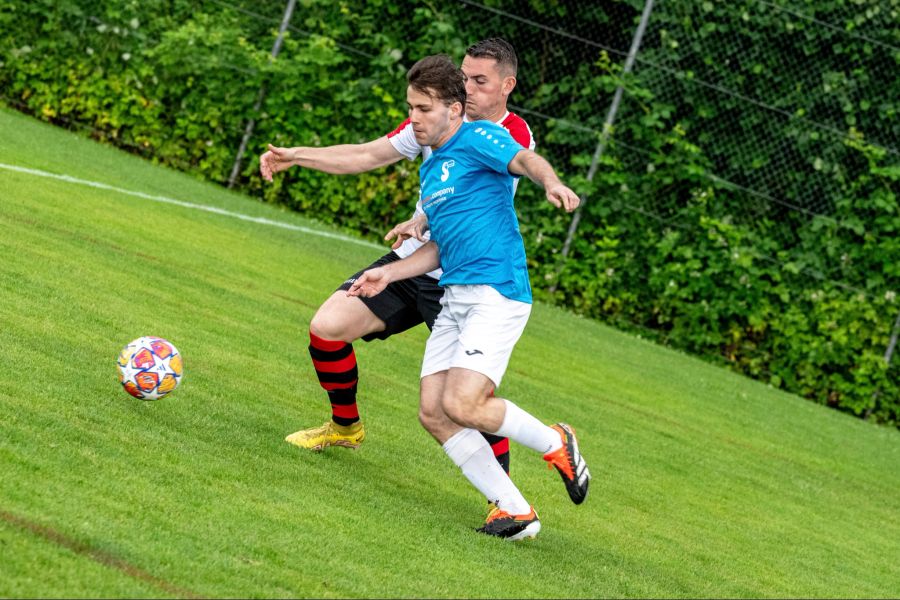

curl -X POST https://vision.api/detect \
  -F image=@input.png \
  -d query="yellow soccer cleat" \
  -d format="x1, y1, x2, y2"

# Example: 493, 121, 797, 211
285, 420, 366, 452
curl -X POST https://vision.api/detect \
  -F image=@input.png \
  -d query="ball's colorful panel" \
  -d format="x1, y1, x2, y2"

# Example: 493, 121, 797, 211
158, 374, 177, 394
132, 348, 155, 369
135, 371, 159, 392
169, 354, 183, 376
151, 339, 173, 359
123, 381, 144, 398
116, 348, 133, 367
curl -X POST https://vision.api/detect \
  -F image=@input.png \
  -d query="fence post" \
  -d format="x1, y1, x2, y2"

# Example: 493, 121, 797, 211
549, 0, 655, 293
867, 305, 900, 419
227, 0, 298, 189
884, 307, 900, 366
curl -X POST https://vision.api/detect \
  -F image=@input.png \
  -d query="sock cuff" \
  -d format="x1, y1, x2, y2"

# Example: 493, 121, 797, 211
492, 400, 560, 454
309, 331, 349, 352
442, 428, 490, 468
493, 399, 519, 439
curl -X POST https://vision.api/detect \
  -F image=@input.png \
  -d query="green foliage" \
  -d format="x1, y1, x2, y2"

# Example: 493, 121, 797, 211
1, 0, 898, 424
523, 45, 900, 425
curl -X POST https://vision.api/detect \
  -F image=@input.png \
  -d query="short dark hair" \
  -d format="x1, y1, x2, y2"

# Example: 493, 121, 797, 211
407, 54, 466, 108
466, 38, 518, 76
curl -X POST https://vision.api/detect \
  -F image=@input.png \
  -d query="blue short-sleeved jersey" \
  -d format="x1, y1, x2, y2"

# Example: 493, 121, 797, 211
419, 120, 532, 304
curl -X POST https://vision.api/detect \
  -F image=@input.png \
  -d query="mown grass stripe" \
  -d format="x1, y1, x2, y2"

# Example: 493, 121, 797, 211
0, 161, 383, 250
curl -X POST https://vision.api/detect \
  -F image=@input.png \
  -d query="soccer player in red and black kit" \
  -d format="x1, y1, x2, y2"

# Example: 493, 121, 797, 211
260, 39, 540, 481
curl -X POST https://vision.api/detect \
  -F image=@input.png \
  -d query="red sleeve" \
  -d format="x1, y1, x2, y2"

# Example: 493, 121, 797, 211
501, 113, 536, 150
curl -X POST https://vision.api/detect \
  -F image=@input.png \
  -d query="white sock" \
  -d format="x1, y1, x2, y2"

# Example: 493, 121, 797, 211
492, 399, 562, 455
442, 428, 531, 515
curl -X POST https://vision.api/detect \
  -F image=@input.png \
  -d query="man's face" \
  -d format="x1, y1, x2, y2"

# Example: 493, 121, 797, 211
461, 55, 514, 122
407, 86, 459, 147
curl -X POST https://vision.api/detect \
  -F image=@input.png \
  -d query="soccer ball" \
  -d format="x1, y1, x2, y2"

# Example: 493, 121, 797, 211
116, 336, 184, 400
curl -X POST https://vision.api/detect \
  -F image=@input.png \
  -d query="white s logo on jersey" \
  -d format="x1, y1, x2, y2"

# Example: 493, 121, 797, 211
440, 160, 456, 182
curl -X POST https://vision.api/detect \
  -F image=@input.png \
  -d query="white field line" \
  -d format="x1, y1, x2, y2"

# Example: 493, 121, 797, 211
0, 162, 384, 250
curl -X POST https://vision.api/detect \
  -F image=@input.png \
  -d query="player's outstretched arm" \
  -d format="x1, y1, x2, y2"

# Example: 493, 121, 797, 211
508, 150, 581, 213
260, 136, 404, 181
385, 212, 430, 250
347, 241, 440, 298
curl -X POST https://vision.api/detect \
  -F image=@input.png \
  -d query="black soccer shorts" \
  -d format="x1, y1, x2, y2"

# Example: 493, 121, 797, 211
336, 251, 444, 341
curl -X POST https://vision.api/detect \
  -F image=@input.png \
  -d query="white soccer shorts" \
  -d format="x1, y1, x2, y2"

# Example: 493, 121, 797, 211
420, 284, 532, 388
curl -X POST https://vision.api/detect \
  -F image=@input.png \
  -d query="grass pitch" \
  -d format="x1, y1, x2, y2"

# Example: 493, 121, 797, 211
0, 107, 898, 598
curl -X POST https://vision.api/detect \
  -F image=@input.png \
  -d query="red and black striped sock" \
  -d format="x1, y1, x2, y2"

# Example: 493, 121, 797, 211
480, 432, 511, 475
308, 332, 359, 426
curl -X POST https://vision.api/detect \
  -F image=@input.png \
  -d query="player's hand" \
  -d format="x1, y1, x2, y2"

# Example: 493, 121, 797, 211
545, 183, 581, 213
385, 214, 430, 250
347, 267, 390, 298
259, 144, 297, 182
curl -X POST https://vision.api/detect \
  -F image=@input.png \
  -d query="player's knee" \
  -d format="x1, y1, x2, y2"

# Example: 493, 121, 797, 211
418, 405, 439, 432
310, 293, 386, 342
308, 313, 334, 340
309, 307, 351, 341
439, 398, 464, 427
440, 391, 481, 428
418, 388, 442, 429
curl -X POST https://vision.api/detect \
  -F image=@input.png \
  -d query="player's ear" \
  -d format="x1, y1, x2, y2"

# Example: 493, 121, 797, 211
502, 75, 517, 97
451, 101, 464, 119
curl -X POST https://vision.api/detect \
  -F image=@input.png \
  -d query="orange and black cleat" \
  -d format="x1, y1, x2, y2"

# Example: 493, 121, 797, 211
476, 505, 541, 541
543, 423, 590, 504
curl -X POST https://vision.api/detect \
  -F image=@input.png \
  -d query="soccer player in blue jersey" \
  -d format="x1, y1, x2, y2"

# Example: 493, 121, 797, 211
260, 40, 536, 479
348, 55, 591, 540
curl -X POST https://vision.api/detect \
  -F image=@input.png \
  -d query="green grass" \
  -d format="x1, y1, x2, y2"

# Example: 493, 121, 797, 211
1, 106, 898, 598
